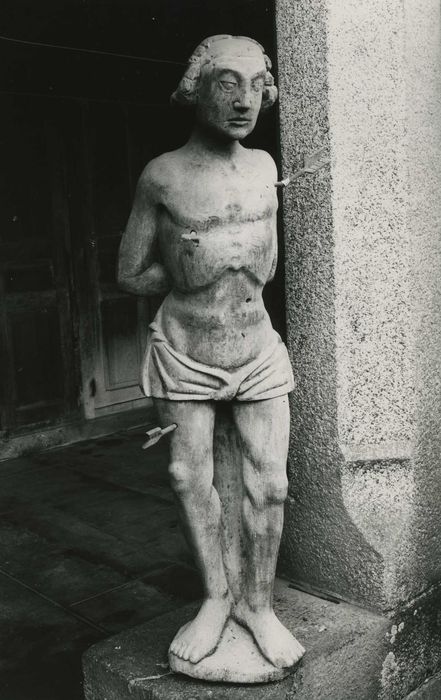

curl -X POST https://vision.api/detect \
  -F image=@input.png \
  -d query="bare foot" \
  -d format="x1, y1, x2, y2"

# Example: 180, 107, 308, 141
169, 595, 232, 664
233, 600, 305, 669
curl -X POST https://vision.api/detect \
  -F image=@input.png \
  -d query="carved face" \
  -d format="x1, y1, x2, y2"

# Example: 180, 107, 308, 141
196, 38, 267, 142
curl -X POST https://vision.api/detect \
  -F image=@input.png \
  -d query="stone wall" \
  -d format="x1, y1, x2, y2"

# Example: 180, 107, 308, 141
276, 0, 441, 614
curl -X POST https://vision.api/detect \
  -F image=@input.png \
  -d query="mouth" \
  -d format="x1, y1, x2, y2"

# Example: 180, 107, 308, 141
228, 118, 251, 125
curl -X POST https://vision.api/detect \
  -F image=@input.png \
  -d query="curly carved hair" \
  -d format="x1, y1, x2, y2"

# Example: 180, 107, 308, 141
171, 34, 278, 111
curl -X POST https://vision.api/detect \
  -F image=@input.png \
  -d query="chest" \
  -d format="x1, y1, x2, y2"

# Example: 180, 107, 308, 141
162, 167, 277, 231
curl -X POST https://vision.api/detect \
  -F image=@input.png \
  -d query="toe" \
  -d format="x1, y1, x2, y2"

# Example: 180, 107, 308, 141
295, 643, 305, 659
274, 654, 288, 669
189, 649, 201, 664
284, 653, 297, 668
182, 647, 191, 661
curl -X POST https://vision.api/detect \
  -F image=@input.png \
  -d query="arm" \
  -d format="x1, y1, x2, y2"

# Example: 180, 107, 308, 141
258, 150, 279, 283
267, 236, 278, 282
117, 164, 171, 296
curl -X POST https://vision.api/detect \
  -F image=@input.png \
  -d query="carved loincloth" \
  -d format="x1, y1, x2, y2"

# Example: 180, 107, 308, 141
141, 317, 294, 402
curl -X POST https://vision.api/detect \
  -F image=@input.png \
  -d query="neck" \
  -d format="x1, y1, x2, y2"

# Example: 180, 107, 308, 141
187, 125, 242, 161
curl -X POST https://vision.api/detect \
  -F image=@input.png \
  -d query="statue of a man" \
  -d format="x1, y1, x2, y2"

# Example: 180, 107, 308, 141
118, 34, 305, 674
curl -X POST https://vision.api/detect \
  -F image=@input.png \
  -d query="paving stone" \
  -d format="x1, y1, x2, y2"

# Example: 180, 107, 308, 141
0, 519, 128, 606
0, 463, 86, 515
141, 563, 203, 602
72, 580, 184, 634
0, 429, 194, 700
56, 489, 178, 545
4, 499, 191, 578
71, 563, 203, 633
0, 572, 103, 700
31, 430, 172, 502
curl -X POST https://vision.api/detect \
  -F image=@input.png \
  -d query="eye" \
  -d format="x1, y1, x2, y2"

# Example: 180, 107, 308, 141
219, 80, 237, 92
251, 78, 264, 92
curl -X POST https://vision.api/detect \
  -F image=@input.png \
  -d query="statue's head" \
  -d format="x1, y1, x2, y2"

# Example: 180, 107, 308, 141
171, 35, 278, 142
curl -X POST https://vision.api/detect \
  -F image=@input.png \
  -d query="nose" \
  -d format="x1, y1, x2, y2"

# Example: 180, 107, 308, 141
233, 85, 253, 110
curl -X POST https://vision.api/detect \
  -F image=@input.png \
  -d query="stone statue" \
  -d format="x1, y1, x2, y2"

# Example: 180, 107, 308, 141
118, 34, 305, 682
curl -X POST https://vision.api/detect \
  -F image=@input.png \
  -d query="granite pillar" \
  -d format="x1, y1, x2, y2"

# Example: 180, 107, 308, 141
276, 0, 441, 695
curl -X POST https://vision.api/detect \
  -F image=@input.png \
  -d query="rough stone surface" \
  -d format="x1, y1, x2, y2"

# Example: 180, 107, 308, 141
340, 458, 416, 606
276, 0, 441, 693
276, 0, 441, 608
405, 672, 441, 700
276, 0, 384, 609
328, 0, 413, 452
404, 0, 441, 606
83, 582, 390, 700
380, 584, 441, 700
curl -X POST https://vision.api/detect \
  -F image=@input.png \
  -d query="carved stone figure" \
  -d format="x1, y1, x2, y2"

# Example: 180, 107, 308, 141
118, 34, 305, 682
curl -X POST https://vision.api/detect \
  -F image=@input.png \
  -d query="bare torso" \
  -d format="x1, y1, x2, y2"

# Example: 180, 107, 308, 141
153, 145, 278, 368
117, 38, 304, 673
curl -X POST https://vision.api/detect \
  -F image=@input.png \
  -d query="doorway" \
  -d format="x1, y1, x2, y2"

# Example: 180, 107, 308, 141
0, 0, 279, 457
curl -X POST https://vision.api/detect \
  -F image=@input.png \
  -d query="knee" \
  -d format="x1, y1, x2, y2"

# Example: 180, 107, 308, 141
168, 460, 193, 496
245, 467, 288, 508
263, 472, 289, 506
168, 459, 210, 498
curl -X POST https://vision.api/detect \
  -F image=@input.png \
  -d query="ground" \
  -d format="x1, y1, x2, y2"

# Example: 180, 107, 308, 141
0, 425, 201, 700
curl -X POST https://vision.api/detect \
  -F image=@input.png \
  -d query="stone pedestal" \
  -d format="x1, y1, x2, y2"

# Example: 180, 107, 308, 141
83, 581, 390, 700
169, 619, 293, 683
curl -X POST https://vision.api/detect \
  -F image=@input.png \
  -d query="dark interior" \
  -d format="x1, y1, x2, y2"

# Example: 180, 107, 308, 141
0, 0, 283, 440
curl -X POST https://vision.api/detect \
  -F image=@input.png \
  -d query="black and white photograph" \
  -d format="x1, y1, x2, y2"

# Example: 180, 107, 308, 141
1, 1, 440, 698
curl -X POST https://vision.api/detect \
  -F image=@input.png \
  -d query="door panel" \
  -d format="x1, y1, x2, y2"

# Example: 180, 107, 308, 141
101, 296, 145, 389
83, 101, 155, 413
0, 96, 77, 433
0, 1, 280, 446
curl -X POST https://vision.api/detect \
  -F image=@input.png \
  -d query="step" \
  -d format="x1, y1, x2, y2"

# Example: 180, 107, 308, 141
406, 673, 441, 700
83, 580, 390, 700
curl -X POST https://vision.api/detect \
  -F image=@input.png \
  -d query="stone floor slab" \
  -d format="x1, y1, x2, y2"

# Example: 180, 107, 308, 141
0, 519, 127, 606
73, 578, 188, 634
0, 572, 102, 700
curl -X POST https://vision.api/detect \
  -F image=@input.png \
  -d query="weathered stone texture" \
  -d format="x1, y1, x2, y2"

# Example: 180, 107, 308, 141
404, 0, 441, 597
328, 0, 412, 453
276, 0, 384, 608
83, 582, 390, 700
277, 0, 441, 694
405, 672, 441, 700
277, 0, 441, 601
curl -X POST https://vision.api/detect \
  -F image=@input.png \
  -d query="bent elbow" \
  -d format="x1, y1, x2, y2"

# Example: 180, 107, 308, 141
117, 273, 134, 294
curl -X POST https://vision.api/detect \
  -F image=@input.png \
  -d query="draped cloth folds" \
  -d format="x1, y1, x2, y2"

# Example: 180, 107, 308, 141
141, 313, 294, 402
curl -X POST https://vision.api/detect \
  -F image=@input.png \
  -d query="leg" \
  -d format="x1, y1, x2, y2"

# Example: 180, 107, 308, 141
232, 395, 305, 668
154, 399, 232, 664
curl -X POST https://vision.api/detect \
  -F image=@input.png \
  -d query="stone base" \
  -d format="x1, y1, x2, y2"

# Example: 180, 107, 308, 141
83, 580, 392, 700
169, 618, 296, 683
406, 672, 441, 700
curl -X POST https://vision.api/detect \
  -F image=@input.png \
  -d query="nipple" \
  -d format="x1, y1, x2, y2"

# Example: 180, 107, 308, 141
181, 229, 200, 246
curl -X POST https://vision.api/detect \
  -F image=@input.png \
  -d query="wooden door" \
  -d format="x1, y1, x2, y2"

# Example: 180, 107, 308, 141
0, 60, 281, 439
73, 101, 167, 418
0, 96, 77, 434
0, 92, 184, 436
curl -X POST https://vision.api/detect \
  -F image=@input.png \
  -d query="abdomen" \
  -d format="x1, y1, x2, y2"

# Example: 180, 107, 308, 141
159, 270, 275, 369
159, 219, 275, 293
